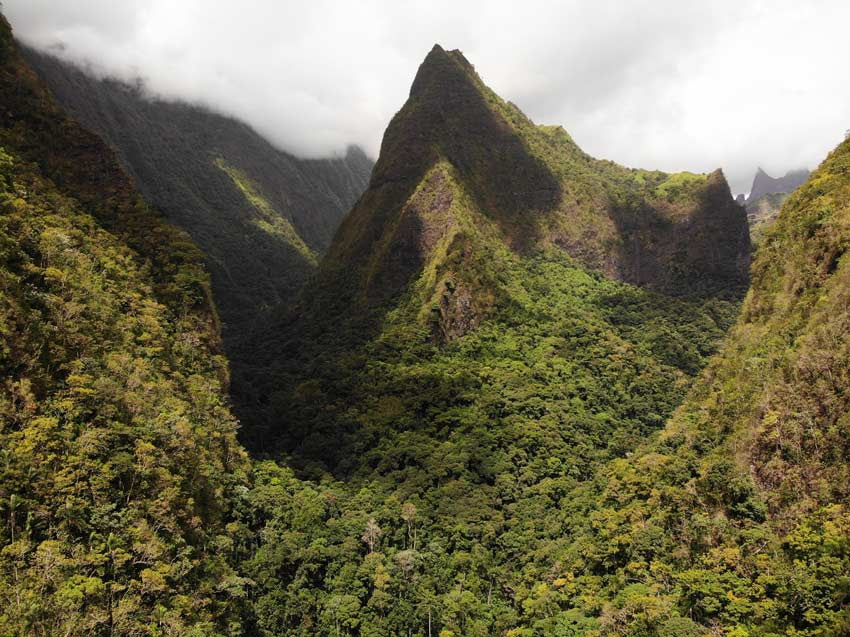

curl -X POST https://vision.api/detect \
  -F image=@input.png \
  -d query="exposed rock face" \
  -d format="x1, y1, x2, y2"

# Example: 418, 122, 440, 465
20, 45, 373, 349
430, 277, 483, 343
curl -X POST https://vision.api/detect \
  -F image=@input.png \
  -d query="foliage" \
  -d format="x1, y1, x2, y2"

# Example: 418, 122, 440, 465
229, 48, 848, 637
4, 16, 850, 637
0, 15, 251, 634
233, 137, 743, 634
551, 135, 850, 636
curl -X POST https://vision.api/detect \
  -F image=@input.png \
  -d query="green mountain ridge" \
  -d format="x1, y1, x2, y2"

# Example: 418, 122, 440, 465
19, 45, 373, 370
324, 46, 749, 315
3, 15, 850, 637
224, 45, 759, 636
237, 44, 751, 448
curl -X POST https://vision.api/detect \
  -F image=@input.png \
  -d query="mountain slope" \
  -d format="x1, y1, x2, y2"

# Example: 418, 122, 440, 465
0, 16, 251, 634
230, 46, 752, 636
240, 45, 750, 442
558, 136, 850, 635
323, 46, 749, 315
20, 45, 373, 356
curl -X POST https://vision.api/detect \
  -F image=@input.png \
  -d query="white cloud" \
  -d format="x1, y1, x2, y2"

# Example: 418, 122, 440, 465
5, 0, 850, 194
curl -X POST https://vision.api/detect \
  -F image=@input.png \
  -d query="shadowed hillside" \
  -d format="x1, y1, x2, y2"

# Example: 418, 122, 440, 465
21, 45, 373, 361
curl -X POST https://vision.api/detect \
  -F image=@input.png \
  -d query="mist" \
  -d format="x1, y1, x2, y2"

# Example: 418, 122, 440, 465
5, 0, 850, 195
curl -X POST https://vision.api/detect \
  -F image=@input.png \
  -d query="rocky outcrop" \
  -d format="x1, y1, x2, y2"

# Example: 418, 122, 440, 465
739, 167, 810, 241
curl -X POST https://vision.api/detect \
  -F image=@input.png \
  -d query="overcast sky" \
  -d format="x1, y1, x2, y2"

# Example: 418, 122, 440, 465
5, 0, 850, 195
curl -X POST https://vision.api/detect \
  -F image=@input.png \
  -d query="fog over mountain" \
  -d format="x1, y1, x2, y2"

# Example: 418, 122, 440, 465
5, 0, 850, 198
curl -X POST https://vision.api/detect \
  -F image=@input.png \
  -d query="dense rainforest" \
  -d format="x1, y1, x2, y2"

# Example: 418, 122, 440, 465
2, 13, 850, 637
0, 14, 251, 633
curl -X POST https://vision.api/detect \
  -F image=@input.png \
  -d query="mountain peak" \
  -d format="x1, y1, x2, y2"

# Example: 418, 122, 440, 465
319, 46, 748, 335
409, 44, 479, 100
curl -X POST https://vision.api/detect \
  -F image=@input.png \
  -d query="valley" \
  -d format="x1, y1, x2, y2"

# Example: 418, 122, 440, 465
1, 8, 849, 637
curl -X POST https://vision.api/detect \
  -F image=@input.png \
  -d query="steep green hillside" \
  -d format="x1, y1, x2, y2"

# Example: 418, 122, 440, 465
0, 16, 251, 635
12, 20, 845, 636
229, 46, 751, 636
231, 135, 848, 637
555, 136, 850, 635
21, 45, 373, 365
323, 46, 748, 312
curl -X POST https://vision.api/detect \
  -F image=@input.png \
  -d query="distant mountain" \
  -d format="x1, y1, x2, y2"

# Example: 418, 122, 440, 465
20, 45, 373, 361
742, 167, 810, 240
747, 166, 810, 202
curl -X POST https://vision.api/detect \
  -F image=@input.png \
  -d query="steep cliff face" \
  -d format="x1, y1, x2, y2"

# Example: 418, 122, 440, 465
21, 46, 373, 350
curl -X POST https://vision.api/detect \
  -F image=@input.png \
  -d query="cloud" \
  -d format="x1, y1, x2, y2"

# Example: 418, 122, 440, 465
5, 0, 850, 194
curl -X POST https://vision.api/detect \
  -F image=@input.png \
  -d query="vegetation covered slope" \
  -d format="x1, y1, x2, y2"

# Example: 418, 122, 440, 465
227, 46, 753, 636
323, 46, 749, 310
554, 136, 850, 636
240, 45, 750, 451
232, 134, 850, 637
0, 16, 251, 635
12, 21, 845, 637
21, 45, 373, 361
